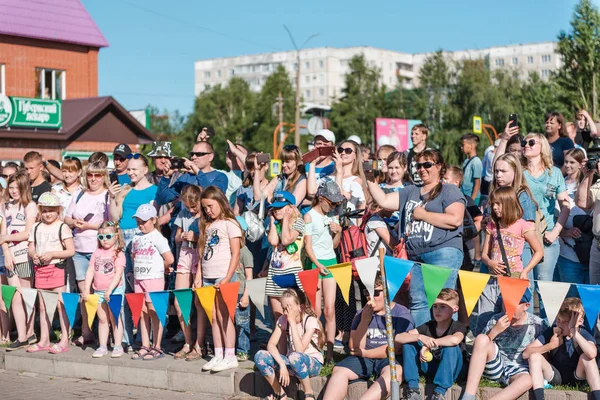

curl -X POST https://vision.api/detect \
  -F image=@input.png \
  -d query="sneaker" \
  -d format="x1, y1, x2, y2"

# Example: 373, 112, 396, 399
211, 356, 239, 372
431, 392, 446, 400
202, 356, 223, 371
28, 334, 38, 344
93, 346, 108, 358
171, 330, 185, 343
111, 346, 124, 358
333, 339, 345, 350
405, 389, 421, 400
6, 339, 28, 351
236, 352, 248, 361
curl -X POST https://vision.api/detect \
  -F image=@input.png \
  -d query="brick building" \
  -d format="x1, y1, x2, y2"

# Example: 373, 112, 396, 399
0, 0, 153, 164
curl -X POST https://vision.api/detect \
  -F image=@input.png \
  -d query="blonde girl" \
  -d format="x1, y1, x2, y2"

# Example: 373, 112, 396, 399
254, 288, 324, 400
82, 221, 125, 358
1, 171, 38, 351
259, 145, 307, 207
196, 187, 242, 372
234, 152, 268, 216
27, 192, 75, 354
173, 185, 207, 361
52, 157, 83, 211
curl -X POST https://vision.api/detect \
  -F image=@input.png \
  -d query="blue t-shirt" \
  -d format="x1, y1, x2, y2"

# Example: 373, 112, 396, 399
518, 190, 537, 222
120, 185, 158, 229
305, 162, 335, 187
351, 304, 414, 350
115, 172, 131, 185
524, 167, 566, 230
550, 137, 574, 168
461, 156, 483, 199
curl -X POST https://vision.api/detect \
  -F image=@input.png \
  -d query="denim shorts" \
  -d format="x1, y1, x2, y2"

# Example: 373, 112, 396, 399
203, 272, 239, 287
336, 355, 390, 379
73, 252, 93, 281
95, 284, 125, 304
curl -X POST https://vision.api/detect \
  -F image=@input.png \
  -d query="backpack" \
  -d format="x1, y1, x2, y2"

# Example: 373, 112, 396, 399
339, 210, 382, 280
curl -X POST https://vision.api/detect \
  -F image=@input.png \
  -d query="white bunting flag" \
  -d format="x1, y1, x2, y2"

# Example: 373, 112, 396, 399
537, 281, 571, 325
246, 277, 267, 318
354, 256, 380, 299
39, 290, 59, 324
20, 288, 38, 319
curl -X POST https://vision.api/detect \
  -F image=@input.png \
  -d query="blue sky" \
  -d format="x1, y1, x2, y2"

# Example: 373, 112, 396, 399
83, 0, 578, 116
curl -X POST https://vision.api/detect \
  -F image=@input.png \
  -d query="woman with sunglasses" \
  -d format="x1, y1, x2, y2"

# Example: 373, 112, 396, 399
64, 160, 111, 345
335, 140, 368, 225
367, 149, 465, 327
52, 157, 83, 212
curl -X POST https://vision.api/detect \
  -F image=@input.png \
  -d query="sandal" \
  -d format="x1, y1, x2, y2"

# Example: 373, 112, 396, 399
143, 346, 165, 361
260, 394, 287, 400
174, 344, 191, 360
185, 345, 205, 362
27, 343, 52, 353
71, 335, 95, 347
49, 343, 70, 354
131, 345, 151, 360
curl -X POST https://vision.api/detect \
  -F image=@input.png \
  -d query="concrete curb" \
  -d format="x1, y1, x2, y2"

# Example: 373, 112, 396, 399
0, 349, 593, 399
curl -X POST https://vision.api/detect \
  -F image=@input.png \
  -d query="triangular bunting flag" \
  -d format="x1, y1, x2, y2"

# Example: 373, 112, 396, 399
173, 289, 193, 326
85, 294, 100, 329
384, 257, 413, 301
108, 294, 123, 327
354, 257, 379, 299
125, 293, 145, 329
246, 278, 267, 318
1, 285, 17, 312
21, 288, 38, 319
421, 264, 454, 308
219, 282, 241, 322
195, 286, 216, 324
576, 285, 600, 330
328, 262, 353, 304
497, 276, 529, 321
537, 281, 571, 325
39, 290, 59, 324
148, 291, 170, 327
61, 292, 80, 328
272, 273, 297, 289
458, 271, 490, 317
298, 269, 320, 309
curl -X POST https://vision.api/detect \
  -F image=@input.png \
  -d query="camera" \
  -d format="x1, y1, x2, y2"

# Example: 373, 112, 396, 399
586, 156, 599, 172
170, 157, 185, 170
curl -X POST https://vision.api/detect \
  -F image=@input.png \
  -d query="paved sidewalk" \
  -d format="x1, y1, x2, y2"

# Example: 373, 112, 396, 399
0, 369, 255, 399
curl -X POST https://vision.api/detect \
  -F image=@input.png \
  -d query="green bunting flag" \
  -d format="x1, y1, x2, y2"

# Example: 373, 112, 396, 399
1, 285, 17, 312
173, 289, 193, 326
421, 264, 453, 308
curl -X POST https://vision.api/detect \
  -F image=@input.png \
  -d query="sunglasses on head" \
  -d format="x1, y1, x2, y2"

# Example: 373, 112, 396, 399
64, 156, 80, 162
97, 233, 115, 241
190, 151, 212, 158
416, 161, 436, 170
283, 144, 299, 151
337, 147, 353, 155
521, 139, 536, 148
126, 153, 143, 160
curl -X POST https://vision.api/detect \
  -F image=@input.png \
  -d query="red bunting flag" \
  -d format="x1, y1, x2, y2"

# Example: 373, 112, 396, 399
497, 276, 530, 321
298, 269, 320, 309
219, 282, 240, 322
125, 293, 145, 329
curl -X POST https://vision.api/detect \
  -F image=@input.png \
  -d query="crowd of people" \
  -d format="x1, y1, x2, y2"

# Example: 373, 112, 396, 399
0, 112, 599, 400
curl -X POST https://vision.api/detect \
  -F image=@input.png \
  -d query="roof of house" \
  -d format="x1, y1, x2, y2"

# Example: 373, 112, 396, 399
0, 0, 109, 48
0, 96, 155, 143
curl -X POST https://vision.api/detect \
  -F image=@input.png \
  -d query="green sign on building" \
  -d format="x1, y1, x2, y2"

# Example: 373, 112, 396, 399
0, 95, 62, 129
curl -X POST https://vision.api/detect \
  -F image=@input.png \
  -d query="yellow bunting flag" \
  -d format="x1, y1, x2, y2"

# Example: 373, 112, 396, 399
195, 286, 216, 324
85, 294, 100, 329
458, 271, 491, 317
328, 262, 353, 304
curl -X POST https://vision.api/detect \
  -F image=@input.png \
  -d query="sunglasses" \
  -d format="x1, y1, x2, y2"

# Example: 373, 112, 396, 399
0, 174, 7, 179
416, 162, 436, 170
190, 151, 212, 158
97, 233, 115, 241
64, 156, 80, 162
86, 173, 104, 180
521, 139, 537, 148
337, 147, 354, 155
126, 153, 143, 160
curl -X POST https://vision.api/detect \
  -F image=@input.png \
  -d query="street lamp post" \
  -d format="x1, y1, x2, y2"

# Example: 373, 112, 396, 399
284, 25, 318, 147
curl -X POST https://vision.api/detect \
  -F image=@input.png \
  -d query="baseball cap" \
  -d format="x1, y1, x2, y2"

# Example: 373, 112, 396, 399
347, 135, 362, 145
132, 203, 157, 221
235, 216, 248, 232
113, 144, 132, 158
317, 180, 345, 204
147, 141, 172, 158
314, 129, 336, 144
269, 191, 296, 209
38, 192, 61, 207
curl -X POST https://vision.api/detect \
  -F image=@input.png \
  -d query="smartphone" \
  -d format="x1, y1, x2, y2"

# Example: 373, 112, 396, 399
363, 160, 384, 172
83, 213, 95, 222
302, 148, 320, 164
319, 146, 336, 158
109, 173, 119, 185
509, 113, 518, 129
256, 153, 271, 165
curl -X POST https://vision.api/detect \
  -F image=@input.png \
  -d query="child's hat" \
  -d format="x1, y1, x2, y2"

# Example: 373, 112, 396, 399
132, 203, 157, 221
235, 216, 248, 232
269, 191, 296, 209
38, 192, 61, 207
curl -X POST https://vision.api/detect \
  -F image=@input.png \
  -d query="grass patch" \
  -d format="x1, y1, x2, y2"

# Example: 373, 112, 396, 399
479, 378, 502, 388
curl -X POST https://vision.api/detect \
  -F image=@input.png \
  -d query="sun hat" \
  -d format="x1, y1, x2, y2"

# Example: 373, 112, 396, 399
38, 192, 61, 207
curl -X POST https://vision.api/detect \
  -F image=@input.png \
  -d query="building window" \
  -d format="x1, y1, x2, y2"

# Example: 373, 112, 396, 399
542, 54, 552, 63
35, 68, 65, 100
319, 60, 324, 68
319, 88, 325, 96
230, 69, 235, 76
541, 69, 552, 78
0, 64, 4, 95
204, 71, 211, 79
305, 89, 311, 98
512, 57, 518, 65
217, 70, 222, 78
305, 76, 310, 84
305, 61, 310, 69
293, 63, 298, 71
495, 59, 504, 67
527, 56, 534, 64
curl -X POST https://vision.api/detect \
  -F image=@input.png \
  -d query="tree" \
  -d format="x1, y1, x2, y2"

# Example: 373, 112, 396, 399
556, 0, 600, 118
417, 50, 453, 133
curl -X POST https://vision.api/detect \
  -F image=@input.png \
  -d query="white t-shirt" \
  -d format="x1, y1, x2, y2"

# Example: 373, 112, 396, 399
131, 229, 171, 280
365, 214, 391, 257
28, 221, 73, 265
305, 209, 337, 260
342, 176, 366, 224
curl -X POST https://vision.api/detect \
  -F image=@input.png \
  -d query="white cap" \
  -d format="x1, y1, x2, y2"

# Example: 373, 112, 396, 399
132, 203, 157, 221
313, 129, 336, 144
347, 135, 362, 145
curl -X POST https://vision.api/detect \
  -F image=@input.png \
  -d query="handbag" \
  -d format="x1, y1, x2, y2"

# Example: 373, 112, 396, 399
243, 192, 265, 243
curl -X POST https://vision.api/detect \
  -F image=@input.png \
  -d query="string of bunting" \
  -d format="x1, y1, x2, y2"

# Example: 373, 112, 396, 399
1, 257, 598, 328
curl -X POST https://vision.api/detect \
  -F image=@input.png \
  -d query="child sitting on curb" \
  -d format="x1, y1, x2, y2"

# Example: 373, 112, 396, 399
398, 289, 467, 400
461, 288, 547, 400
524, 297, 600, 400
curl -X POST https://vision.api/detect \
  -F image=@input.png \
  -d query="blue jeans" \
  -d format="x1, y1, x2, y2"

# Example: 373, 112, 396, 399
534, 239, 559, 321
236, 294, 250, 355
410, 247, 463, 327
402, 343, 464, 395
254, 350, 322, 380
557, 255, 588, 297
